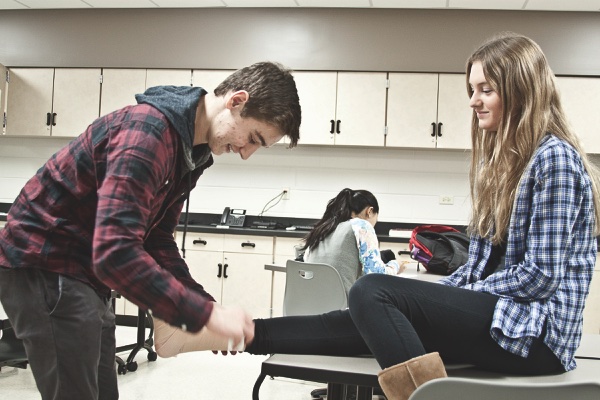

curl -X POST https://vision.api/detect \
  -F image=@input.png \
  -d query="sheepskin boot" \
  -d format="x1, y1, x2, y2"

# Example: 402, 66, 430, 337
377, 352, 447, 400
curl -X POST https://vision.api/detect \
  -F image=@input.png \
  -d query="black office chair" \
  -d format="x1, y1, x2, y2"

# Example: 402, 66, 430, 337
111, 292, 157, 375
0, 318, 28, 371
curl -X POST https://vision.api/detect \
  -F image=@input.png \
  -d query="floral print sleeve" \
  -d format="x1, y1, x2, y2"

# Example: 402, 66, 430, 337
350, 218, 400, 275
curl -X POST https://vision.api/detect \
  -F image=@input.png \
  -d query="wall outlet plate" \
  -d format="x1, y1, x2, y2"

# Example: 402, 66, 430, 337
439, 195, 454, 205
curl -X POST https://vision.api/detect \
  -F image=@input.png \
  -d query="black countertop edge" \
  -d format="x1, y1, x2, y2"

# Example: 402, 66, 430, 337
0, 204, 467, 243
0, 202, 11, 214
178, 213, 468, 244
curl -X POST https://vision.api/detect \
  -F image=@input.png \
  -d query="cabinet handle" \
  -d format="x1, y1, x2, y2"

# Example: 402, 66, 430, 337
46, 113, 52, 126
336, 120, 341, 134
241, 242, 256, 248
217, 263, 223, 278
431, 122, 436, 137
192, 239, 207, 246
437, 122, 443, 137
223, 263, 229, 279
52, 113, 57, 126
330, 120, 335, 134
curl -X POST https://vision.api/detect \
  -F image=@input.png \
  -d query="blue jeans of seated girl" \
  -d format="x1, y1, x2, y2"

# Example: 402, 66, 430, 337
248, 275, 563, 375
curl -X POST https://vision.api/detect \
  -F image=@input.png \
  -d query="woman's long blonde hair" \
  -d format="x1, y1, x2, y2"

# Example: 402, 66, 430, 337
466, 32, 600, 243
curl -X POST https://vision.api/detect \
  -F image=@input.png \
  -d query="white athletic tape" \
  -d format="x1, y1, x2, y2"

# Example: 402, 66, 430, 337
227, 337, 245, 352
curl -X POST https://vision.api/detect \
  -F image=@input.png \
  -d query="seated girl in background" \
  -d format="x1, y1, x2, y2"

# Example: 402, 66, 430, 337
300, 188, 404, 295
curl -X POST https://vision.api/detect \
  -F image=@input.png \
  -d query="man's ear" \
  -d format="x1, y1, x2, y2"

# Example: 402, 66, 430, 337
226, 90, 249, 110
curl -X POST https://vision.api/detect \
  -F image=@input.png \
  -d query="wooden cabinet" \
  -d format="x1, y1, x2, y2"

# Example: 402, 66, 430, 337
145, 69, 192, 88
293, 71, 387, 146
100, 68, 193, 117
9, 66, 600, 155
100, 68, 147, 116
5, 68, 54, 136
555, 77, 600, 154
386, 73, 471, 149
192, 69, 233, 94
178, 231, 276, 319
5, 68, 101, 137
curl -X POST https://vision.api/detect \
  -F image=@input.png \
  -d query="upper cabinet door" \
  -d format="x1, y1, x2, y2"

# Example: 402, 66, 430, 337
436, 74, 472, 150
5, 68, 54, 136
51, 68, 101, 137
387, 73, 438, 148
192, 69, 233, 95
556, 76, 600, 154
335, 72, 387, 147
100, 69, 147, 116
145, 69, 192, 88
293, 71, 337, 145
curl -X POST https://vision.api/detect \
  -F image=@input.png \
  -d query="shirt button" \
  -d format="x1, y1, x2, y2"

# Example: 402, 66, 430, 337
148, 309, 153, 315
181, 324, 187, 332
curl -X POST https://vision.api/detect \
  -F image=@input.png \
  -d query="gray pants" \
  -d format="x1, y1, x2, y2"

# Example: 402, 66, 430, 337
0, 267, 118, 400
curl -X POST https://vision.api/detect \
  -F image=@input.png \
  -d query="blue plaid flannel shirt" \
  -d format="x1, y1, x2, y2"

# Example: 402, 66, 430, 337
440, 135, 597, 371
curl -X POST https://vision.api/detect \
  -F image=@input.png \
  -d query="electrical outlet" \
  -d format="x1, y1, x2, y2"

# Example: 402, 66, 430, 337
439, 195, 454, 205
282, 188, 290, 200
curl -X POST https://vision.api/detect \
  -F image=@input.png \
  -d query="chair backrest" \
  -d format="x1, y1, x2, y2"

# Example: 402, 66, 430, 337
409, 377, 600, 400
283, 259, 348, 316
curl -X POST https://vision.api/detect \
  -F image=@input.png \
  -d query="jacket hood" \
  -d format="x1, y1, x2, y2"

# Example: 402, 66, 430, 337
135, 85, 209, 171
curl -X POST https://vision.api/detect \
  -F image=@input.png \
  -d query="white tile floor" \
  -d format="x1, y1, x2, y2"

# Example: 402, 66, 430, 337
0, 326, 323, 399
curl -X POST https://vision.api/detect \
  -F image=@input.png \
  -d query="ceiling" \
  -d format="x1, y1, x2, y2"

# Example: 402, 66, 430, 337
0, 0, 598, 12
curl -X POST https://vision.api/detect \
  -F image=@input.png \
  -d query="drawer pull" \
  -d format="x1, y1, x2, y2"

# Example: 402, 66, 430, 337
193, 239, 207, 246
241, 242, 256, 248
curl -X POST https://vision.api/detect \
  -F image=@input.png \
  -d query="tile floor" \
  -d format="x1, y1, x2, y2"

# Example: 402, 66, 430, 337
0, 326, 323, 399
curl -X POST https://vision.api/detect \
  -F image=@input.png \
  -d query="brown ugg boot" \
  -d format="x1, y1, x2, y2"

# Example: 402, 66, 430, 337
377, 352, 447, 400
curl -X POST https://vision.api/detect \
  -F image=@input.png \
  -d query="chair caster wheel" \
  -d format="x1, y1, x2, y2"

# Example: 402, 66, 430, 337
117, 364, 128, 375
148, 351, 157, 362
127, 361, 138, 372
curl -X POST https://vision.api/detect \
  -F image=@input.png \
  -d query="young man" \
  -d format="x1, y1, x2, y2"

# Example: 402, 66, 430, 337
0, 61, 301, 400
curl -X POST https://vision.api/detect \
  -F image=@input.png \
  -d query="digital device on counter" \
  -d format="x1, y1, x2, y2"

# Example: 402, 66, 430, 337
219, 207, 246, 227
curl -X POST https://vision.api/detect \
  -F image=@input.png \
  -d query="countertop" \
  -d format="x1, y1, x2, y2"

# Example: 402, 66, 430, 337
0, 204, 467, 244
176, 213, 466, 244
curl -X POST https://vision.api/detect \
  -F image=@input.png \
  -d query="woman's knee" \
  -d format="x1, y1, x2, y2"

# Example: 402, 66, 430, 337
349, 274, 391, 308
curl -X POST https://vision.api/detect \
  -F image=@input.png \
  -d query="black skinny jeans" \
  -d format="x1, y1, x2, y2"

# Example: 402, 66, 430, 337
248, 275, 563, 375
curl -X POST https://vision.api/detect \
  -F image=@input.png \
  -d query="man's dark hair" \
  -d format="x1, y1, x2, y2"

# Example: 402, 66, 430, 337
214, 62, 301, 147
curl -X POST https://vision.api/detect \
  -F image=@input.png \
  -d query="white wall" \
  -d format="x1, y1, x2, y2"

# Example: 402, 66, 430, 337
0, 136, 472, 225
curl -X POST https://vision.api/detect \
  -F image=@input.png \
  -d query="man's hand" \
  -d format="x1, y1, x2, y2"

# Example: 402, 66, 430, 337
205, 303, 253, 351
